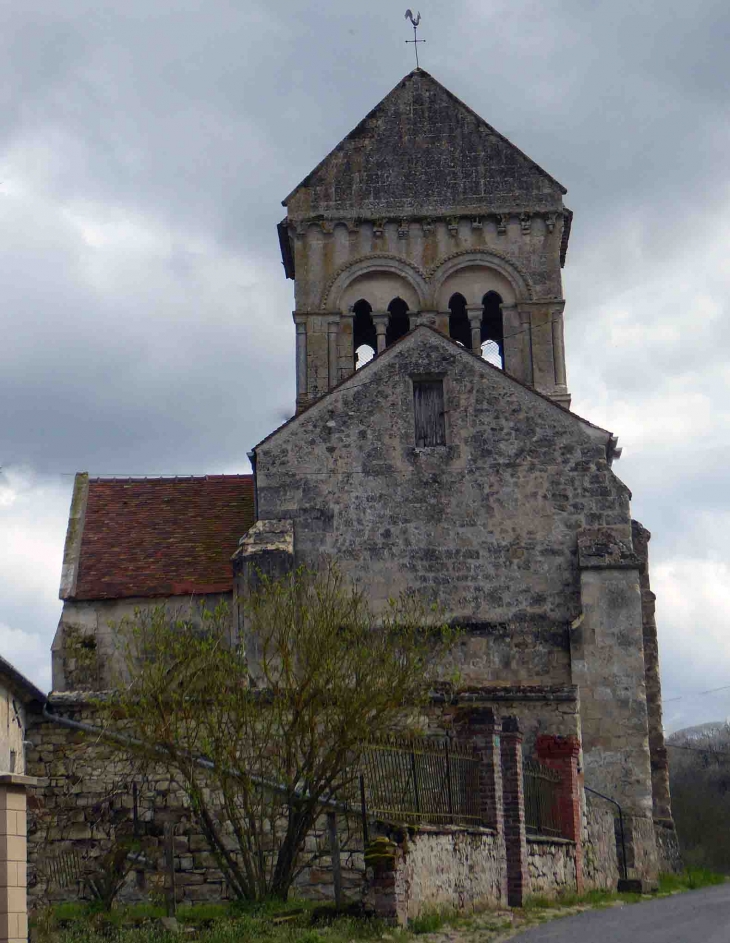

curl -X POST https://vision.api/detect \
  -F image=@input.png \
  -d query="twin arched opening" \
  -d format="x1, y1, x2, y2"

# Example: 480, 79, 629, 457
448, 291, 504, 368
354, 297, 410, 369
339, 256, 517, 371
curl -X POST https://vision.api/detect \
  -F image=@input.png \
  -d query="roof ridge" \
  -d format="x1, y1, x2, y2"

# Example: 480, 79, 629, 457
88, 473, 254, 482
253, 325, 612, 452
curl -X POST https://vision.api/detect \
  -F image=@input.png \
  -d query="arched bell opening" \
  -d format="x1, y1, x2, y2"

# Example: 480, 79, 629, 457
353, 299, 376, 370
481, 291, 504, 368
448, 293, 471, 347
386, 297, 410, 347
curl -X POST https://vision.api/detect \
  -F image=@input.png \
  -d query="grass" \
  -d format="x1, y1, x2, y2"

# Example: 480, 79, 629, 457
32, 899, 410, 943
31, 871, 728, 943
658, 869, 726, 893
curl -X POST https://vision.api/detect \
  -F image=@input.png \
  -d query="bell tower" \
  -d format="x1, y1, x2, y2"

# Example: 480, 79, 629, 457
278, 69, 572, 411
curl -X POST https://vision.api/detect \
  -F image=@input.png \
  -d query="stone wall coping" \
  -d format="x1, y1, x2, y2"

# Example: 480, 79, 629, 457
0, 774, 38, 787
526, 835, 575, 847
432, 684, 578, 704
384, 823, 497, 839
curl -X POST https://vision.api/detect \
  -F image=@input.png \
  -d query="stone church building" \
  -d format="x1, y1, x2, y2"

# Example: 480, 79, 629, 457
43, 69, 676, 888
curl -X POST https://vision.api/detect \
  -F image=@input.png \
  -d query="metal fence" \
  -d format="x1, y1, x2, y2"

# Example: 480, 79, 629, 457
359, 737, 483, 827
523, 758, 564, 838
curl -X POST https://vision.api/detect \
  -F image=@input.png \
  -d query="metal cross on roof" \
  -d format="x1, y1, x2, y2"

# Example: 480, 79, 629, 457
405, 10, 425, 68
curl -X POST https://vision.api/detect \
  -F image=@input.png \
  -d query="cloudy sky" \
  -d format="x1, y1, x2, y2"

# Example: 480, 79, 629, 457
1, 0, 729, 731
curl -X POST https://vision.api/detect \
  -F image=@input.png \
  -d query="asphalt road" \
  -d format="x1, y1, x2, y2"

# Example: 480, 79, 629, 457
511, 885, 730, 943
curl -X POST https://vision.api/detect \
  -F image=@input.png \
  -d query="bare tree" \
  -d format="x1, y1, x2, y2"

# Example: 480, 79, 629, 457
102, 566, 457, 901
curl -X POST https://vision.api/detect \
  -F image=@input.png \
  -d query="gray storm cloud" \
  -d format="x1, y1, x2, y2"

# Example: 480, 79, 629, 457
1, 0, 729, 727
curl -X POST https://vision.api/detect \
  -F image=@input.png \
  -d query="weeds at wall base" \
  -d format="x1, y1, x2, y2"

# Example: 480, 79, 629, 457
30, 872, 728, 943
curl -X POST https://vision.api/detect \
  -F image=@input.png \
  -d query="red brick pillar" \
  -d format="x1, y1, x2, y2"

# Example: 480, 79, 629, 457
454, 706, 507, 903
536, 735, 584, 894
455, 707, 503, 829
500, 716, 529, 907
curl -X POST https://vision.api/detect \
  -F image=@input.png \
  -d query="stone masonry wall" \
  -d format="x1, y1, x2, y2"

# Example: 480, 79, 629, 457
526, 838, 576, 898
286, 70, 566, 312
52, 594, 230, 693
364, 825, 505, 926
400, 827, 505, 920
632, 521, 673, 826
582, 800, 619, 892
426, 690, 581, 758
252, 327, 622, 687
27, 702, 370, 910
622, 814, 659, 885
654, 822, 682, 875
27, 706, 227, 908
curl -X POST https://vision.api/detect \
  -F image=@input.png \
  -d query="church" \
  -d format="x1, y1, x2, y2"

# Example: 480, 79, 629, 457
44, 68, 677, 891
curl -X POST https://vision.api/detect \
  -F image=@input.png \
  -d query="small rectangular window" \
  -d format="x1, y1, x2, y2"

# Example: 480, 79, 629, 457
413, 379, 446, 447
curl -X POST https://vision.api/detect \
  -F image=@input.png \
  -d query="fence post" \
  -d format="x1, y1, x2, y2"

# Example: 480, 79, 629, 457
445, 742, 454, 817
536, 735, 584, 894
454, 706, 506, 903
410, 749, 420, 814
359, 774, 369, 846
500, 716, 529, 907
327, 812, 343, 909
164, 821, 176, 917
454, 707, 502, 830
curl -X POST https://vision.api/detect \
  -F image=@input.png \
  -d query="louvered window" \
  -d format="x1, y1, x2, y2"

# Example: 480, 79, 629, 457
413, 379, 446, 447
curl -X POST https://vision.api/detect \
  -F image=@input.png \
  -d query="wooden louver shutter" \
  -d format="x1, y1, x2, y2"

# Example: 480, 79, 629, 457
413, 380, 446, 447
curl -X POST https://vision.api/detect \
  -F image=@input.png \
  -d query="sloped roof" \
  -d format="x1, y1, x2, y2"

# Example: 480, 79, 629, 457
69, 475, 255, 600
254, 326, 615, 456
0, 654, 45, 705
283, 69, 567, 220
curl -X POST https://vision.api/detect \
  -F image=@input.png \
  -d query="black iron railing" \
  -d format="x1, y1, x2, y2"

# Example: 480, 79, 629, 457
359, 737, 483, 828
523, 758, 563, 838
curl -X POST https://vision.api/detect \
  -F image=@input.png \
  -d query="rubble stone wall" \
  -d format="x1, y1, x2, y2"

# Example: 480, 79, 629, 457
400, 826, 505, 920
582, 800, 619, 891
364, 825, 505, 925
654, 822, 682, 875
27, 702, 366, 910
526, 837, 576, 898
251, 328, 622, 687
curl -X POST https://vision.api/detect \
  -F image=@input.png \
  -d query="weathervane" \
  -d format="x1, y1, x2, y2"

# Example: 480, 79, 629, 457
405, 10, 425, 68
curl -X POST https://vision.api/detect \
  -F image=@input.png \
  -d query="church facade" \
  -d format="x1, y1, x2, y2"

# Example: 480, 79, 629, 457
47, 69, 676, 885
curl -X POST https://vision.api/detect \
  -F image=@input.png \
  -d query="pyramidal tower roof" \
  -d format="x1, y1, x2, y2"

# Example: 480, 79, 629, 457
283, 69, 567, 221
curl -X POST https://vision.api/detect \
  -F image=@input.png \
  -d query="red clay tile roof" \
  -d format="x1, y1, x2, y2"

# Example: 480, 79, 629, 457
72, 475, 255, 600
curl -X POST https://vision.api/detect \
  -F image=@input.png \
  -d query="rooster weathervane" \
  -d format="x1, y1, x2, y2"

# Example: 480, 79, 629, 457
405, 10, 425, 68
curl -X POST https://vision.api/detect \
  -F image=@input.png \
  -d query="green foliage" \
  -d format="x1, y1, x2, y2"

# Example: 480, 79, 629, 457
409, 909, 455, 934
33, 900, 406, 943
101, 566, 456, 903
658, 869, 726, 892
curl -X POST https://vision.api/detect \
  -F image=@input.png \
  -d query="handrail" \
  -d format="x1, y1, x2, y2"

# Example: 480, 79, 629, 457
41, 701, 354, 815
